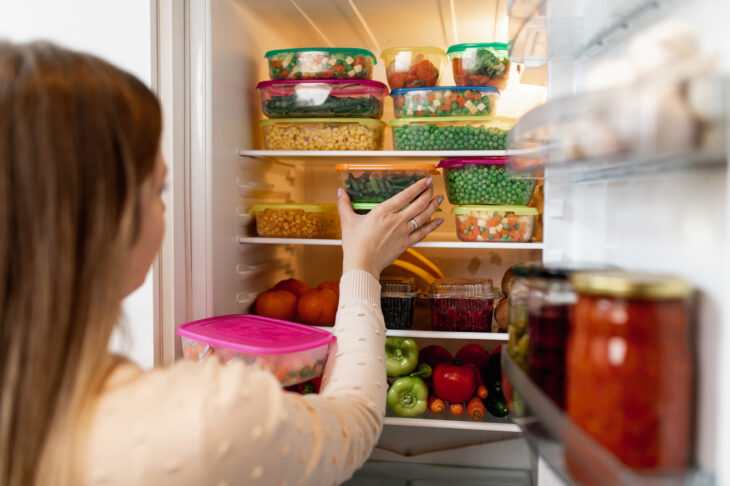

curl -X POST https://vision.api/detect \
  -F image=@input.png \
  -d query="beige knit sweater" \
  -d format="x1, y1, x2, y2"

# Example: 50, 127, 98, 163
85, 270, 386, 486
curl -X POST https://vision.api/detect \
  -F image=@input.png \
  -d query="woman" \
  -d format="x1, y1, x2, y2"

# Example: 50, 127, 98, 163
0, 41, 444, 486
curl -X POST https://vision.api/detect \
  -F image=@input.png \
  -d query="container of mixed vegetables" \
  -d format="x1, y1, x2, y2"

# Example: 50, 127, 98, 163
265, 47, 376, 81
391, 86, 499, 118
447, 42, 511, 89
437, 157, 536, 205
390, 116, 515, 151
256, 79, 388, 118
452, 205, 538, 243
335, 163, 438, 203
380, 46, 446, 89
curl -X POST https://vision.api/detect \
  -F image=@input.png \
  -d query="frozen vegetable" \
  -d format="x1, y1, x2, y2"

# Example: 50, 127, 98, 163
381, 46, 445, 89
447, 43, 511, 89
391, 86, 499, 118
452, 206, 537, 243
336, 163, 437, 203
265, 48, 375, 80
260, 118, 384, 151
390, 117, 512, 151
438, 157, 536, 205
251, 203, 339, 238
257, 80, 387, 118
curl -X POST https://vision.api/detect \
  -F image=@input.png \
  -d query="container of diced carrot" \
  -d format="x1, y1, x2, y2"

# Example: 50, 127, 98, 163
390, 86, 499, 118
451, 205, 538, 243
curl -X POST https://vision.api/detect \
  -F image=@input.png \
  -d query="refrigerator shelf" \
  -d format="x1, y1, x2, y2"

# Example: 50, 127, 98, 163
238, 149, 509, 162
384, 415, 520, 433
239, 237, 544, 250
500, 347, 713, 486
316, 327, 508, 342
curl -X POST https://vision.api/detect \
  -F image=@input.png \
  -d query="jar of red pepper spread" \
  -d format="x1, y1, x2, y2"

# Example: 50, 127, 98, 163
567, 271, 693, 473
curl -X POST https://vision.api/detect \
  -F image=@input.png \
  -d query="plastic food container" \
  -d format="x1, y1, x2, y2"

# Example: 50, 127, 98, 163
391, 86, 499, 118
177, 314, 336, 386
352, 202, 378, 215
438, 157, 536, 205
390, 116, 514, 151
425, 278, 499, 332
335, 163, 438, 203
265, 48, 376, 81
256, 80, 388, 118
452, 205, 538, 242
260, 118, 385, 150
380, 46, 446, 89
380, 276, 417, 329
251, 203, 340, 238
447, 43, 511, 89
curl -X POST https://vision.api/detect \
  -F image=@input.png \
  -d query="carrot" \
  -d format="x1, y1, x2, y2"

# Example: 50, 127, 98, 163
428, 396, 446, 414
416, 110, 425, 116
467, 397, 486, 420
457, 96, 466, 107
510, 231, 521, 241
450, 403, 464, 415
476, 384, 488, 399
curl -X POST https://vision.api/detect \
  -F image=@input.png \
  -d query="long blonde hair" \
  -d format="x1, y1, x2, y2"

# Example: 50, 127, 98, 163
0, 41, 162, 485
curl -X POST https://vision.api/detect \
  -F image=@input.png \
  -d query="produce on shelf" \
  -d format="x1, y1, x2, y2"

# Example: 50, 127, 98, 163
251, 203, 340, 239
388, 375, 429, 417
391, 86, 499, 118
316, 281, 340, 296
381, 46, 446, 89
260, 118, 385, 151
265, 48, 375, 81
466, 396, 486, 420
418, 345, 452, 369
428, 396, 446, 414
254, 289, 298, 321
454, 343, 490, 378
494, 298, 509, 332
274, 278, 310, 298
385, 337, 420, 377
426, 278, 499, 332
297, 288, 338, 326
483, 350, 509, 417
452, 205, 538, 243
256, 80, 387, 118
449, 403, 464, 416
438, 157, 536, 206
380, 276, 417, 330
335, 163, 437, 203
506, 264, 532, 372
433, 362, 478, 403
391, 120, 509, 151
447, 43, 511, 89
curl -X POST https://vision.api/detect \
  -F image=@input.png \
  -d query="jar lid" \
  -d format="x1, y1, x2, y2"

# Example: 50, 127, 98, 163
446, 42, 511, 54
437, 157, 509, 168
425, 278, 498, 299
260, 117, 386, 126
255, 79, 388, 91
380, 276, 417, 296
512, 263, 534, 278
333, 162, 438, 172
264, 47, 377, 63
571, 271, 692, 299
390, 86, 499, 96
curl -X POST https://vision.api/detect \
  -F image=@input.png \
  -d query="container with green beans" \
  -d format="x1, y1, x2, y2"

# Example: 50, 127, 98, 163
389, 116, 514, 151
437, 157, 536, 205
335, 163, 438, 203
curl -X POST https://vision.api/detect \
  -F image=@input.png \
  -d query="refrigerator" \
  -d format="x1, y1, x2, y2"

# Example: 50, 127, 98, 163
151, 0, 730, 484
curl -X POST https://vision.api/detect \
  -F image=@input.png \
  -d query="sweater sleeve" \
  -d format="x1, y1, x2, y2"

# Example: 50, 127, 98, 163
85, 270, 386, 486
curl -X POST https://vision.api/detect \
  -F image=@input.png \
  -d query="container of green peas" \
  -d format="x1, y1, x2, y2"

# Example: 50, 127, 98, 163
437, 157, 536, 205
389, 116, 514, 151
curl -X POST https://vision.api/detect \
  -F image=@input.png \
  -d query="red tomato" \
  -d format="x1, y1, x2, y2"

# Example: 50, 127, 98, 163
455, 343, 490, 379
419, 345, 453, 369
433, 363, 477, 403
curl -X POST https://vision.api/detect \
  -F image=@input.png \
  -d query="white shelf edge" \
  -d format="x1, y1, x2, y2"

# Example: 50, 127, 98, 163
316, 326, 508, 341
238, 236, 544, 250
238, 149, 510, 159
384, 416, 521, 433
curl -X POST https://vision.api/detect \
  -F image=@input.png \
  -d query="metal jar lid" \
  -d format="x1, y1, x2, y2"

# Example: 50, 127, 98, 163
571, 271, 692, 300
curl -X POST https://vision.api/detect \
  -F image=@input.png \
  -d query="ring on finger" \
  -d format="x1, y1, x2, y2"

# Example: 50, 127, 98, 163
409, 218, 419, 231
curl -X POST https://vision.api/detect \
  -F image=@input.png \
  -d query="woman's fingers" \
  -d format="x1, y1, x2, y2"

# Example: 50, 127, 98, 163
400, 188, 441, 223
408, 217, 445, 244
380, 177, 433, 213
336, 187, 356, 224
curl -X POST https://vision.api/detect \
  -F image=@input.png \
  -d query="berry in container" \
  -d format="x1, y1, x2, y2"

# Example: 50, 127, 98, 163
380, 276, 417, 330
256, 79, 388, 118
390, 116, 515, 151
391, 86, 499, 118
452, 205, 538, 242
380, 46, 446, 89
250, 203, 340, 239
260, 118, 385, 150
425, 278, 500, 332
335, 163, 438, 203
265, 47, 376, 81
447, 42, 511, 89
438, 157, 536, 205
177, 314, 336, 387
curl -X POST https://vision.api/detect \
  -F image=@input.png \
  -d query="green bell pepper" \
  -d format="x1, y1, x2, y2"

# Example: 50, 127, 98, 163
387, 376, 428, 417
385, 337, 419, 377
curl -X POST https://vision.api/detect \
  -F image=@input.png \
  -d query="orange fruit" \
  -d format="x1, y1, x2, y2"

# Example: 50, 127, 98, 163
273, 278, 309, 298
316, 281, 340, 297
297, 289, 338, 326
255, 290, 297, 321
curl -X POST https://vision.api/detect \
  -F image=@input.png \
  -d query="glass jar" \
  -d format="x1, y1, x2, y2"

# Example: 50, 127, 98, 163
567, 271, 693, 474
507, 264, 532, 372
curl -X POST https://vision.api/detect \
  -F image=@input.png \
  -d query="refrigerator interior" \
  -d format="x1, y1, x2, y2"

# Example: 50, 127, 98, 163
175, 0, 729, 483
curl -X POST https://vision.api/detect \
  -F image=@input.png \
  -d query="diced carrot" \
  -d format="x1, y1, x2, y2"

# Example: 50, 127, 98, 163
271, 60, 283, 68
488, 216, 501, 227
519, 227, 527, 235
439, 104, 450, 111
396, 97, 405, 108
457, 96, 466, 107
468, 216, 478, 225
412, 94, 421, 102
280, 70, 289, 77
510, 231, 521, 241
416, 110, 425, 116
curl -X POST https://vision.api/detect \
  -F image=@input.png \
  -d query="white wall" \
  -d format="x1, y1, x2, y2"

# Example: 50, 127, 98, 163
0, 0, 155, 369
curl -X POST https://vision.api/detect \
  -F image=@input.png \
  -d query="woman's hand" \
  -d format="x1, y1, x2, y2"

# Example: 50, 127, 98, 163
337, 177, 444, 280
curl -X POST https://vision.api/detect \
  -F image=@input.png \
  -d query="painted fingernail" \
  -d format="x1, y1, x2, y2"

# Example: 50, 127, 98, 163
437, 195, 444, 204
337, 188, 342, 198
426, 177, 433, 186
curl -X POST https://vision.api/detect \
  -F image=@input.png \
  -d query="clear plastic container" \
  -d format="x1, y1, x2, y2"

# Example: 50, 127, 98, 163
425, 278, 499, 332
447, 42, 511, 89
260, 118, 385, 150
438, 157, 536, 205
452, 205, 538, 242
352, 202, 378, 214
507, 264, 533, 372
390, 116, 515, 151
380, 46, 447, 89
177, 314, 336, 386
380, 276, 417, 329
334, 163, 438, 203
250, 203, 340, 238
391, 86, 499, 118
264, 47, 376, 81
256, 79, 388, 118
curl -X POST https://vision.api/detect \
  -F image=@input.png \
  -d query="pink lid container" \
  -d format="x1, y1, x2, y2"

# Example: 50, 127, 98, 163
177, 314, 336, 386
437, 156, 509, 168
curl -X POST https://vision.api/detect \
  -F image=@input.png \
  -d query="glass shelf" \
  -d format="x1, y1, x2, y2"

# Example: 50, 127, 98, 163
500, 348, 714, 486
